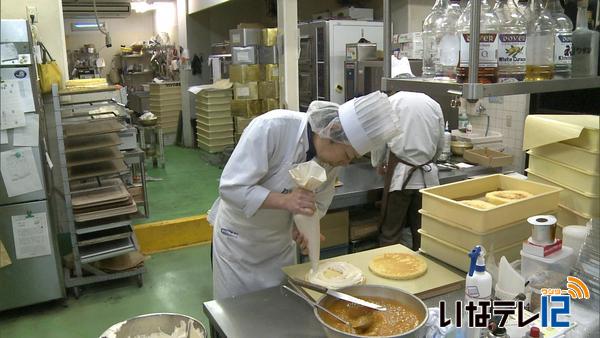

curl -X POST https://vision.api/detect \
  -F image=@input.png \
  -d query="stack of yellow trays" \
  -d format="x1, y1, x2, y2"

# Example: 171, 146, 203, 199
523, 115, 599, 236
149, 82, 181, 133
418, 174, 561, 272
195, 88, 234, 153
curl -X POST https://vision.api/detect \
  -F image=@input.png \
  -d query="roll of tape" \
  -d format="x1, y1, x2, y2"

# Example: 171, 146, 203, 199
527, 215, 557, 245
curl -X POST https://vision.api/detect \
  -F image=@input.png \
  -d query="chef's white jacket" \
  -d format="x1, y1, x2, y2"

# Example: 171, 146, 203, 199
371, 91, 445, 191
209, 109, 339, 299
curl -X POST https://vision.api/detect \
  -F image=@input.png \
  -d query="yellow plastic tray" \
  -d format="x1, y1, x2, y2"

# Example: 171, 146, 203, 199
196, 135, 233, 146
529, 142, 599, 174
197, 140, 233, 153
196, 115, 232, 125
197, 96, 232, 106
197, 128, 234, 139
557, 204, 592, 227
420, 174, 561, 232
419, 209, 537, 251
197, 88, 232, 99
197, 121, 234, 132
196, 101, 231, 112
528, 154, 599, 195
419, 230, 522, 272
526, 170, 599, 217
195, 108, 232, 119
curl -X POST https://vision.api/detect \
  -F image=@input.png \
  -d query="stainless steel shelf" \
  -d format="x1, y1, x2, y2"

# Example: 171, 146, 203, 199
382, 76, 600, 100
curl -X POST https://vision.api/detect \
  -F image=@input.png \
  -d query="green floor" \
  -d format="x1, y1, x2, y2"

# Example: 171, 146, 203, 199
135, 145, 223, 224
1, 146, 222, 337
0, 244, 214, 338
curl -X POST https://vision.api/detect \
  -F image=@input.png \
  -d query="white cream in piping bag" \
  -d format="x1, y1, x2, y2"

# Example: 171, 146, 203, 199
307, 261, 365, 290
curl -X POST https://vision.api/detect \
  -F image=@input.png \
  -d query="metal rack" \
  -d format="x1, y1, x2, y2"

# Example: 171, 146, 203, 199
43, 85, 146, 298
381, 0, 600, 100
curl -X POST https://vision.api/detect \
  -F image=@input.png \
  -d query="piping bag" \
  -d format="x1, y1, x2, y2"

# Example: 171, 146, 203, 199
289, 160, 327, 274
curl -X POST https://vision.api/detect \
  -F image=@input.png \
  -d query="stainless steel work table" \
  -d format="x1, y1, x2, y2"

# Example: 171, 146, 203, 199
330, 161, 499, 209
203, 286, 464, 338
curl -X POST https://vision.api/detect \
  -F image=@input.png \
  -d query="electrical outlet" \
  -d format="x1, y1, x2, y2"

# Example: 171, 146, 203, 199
506, 114, 512, 128
26, 6, 38, 23
489, 96, 504, 104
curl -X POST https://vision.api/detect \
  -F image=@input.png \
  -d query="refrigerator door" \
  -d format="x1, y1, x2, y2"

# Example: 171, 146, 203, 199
0, 200, 64, 311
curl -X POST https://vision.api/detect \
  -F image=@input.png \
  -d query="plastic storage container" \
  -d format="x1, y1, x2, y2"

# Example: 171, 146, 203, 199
418, 230, 522, 272
419, 209, 536, 250
557, 204, 592, 226
197, 122, 233, 132
529, 142, 600, 173
526, 170, 599, 216
197, 96, 232, 106
195, 109, 232, 119
197, 129, 234, 139
452, 129, 503, 145
420, 174, 562, 232
528, 154, 599, 195
520, 246, 574, 279
196, 115, 232, 125
196, 102, 231, 112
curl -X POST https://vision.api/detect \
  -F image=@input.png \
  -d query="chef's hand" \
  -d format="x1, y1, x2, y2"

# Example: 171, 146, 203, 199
377, 164, 387, 176
292, 225, 326, 255
284, 188, 316, 215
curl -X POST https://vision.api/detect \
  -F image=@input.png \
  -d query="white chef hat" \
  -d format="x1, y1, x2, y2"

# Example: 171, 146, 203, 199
338, 91, 397, 155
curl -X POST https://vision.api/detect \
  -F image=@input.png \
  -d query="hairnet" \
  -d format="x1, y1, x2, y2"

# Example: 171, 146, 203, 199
306, 100, 350, 144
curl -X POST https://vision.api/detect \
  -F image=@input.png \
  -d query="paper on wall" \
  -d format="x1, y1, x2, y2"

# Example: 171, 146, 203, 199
13, 113, 39, 147
0, 130, 7, 144
0, 147, 43, 197
1, 77, 35, 130
0, 240, 11, 268
289, 160, 327, 273
12, 212, 51, 260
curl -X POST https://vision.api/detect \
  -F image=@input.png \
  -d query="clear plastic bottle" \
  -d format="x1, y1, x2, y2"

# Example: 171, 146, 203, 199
495, 0, 528, 82
525, 0, 556, 80
436, 0, 463, 80
547, 0, 574, 78
422, 0, 446, 78
517, 0, 532, 22
456, 0, 501, 83
572, 0, 600, 76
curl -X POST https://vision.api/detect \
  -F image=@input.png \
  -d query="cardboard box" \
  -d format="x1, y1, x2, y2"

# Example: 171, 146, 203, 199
233, 82, 259, 100
234, 116, 253, 132
259, 45, 278, 64
232, 46, 258, 65
262, 64, 279, 82
231, 99, 261, 118
320, 210, 349, 249
262, 98, 279, 112
258, 81, 279, 99
262, 28, 278, 46
229, 64, 260, 83
463, 148, 513, 167
229, 28, 261, 47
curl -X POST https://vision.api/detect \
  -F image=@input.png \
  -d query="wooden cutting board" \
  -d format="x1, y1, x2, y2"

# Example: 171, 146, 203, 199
282, 244, 464, 300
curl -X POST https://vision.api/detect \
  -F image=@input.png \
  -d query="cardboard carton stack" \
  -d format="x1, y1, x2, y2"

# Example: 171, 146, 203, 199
229, 27, 280, 143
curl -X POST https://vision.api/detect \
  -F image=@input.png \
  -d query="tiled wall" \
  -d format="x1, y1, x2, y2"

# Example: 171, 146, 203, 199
467, 94, 530, 173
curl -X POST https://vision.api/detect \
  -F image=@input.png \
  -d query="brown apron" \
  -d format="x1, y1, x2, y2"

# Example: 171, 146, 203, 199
379, 151, 434, 225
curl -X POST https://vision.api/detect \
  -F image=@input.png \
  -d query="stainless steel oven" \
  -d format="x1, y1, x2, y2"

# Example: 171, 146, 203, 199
344, 60, 383, 101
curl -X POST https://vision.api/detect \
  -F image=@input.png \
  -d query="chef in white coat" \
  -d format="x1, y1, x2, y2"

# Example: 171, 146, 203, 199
209, 91, 397, 299
371, 91, 445, 250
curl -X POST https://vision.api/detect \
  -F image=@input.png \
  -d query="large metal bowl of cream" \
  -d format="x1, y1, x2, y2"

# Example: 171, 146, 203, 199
314, 285, 428, 338
99, 313, 206, 338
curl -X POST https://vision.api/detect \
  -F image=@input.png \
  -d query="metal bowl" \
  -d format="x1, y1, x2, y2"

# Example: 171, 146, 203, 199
139, 118, 158, 127
314, 285, 428, 338
451, 141, 473, 156
99, 313, 206, 338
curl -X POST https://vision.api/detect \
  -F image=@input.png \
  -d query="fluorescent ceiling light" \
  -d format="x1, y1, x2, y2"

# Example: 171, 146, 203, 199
72, 22, 106, 31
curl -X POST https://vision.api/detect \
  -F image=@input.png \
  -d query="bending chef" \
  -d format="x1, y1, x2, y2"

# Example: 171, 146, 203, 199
209, 91, 397, 299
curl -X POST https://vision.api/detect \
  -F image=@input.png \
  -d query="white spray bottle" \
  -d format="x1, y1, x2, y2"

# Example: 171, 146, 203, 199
464, 245, 493, 338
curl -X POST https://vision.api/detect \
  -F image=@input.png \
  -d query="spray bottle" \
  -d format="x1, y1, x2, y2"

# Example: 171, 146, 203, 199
465, 246, 493, 338
440, 121, 452, 161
